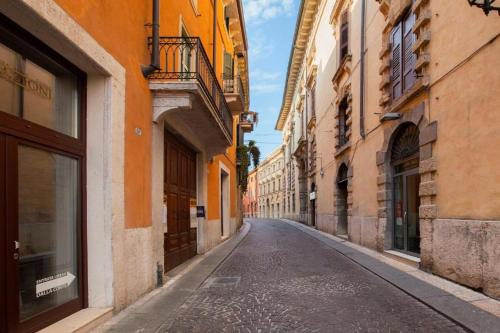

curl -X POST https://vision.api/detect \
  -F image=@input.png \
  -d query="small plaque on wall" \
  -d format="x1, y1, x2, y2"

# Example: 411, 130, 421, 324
196, 206, 206, 218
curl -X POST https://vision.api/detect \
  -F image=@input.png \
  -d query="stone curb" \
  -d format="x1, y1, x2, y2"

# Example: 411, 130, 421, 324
280, 218, 500, 333
94, 221, 252, 333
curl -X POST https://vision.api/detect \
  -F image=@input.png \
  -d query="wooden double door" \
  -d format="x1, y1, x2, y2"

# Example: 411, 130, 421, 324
164, 130, 197, 272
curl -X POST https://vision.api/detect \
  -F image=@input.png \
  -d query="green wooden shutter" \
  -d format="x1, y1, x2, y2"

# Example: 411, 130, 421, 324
391, 22, 403, 100
223, 51, 233, 79
402, 12, 416, 91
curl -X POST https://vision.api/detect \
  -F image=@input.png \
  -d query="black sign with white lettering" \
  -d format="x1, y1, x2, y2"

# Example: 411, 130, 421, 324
196, 206, 205, 218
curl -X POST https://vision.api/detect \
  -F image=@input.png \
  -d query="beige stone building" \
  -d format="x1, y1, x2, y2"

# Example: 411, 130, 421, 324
257, 146, 285, 218
276, 0, 500, 299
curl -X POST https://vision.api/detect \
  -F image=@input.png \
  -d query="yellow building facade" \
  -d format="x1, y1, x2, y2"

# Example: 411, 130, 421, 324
0, 0, 252, 331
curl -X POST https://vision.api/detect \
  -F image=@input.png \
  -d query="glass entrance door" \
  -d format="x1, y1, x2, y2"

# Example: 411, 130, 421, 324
3, 136, 83, 332
393, 170, 420, 255
0, 15, 86, 331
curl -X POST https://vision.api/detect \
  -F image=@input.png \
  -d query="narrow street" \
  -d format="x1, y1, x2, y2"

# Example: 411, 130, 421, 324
158, 219, 464, 332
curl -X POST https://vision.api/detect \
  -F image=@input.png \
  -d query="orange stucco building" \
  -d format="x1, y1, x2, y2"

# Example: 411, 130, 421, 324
0, 0, 252, 331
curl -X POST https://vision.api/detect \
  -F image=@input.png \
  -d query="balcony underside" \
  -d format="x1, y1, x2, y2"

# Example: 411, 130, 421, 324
240, 122, 254, 133
225, 93, 245, 115
150, 81, 233, 157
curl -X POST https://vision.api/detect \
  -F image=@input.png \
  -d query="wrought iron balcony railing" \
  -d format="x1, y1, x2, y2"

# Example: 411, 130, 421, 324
223, 74, 246, 106
240, 112, 257, 124
148, 37, 233, 139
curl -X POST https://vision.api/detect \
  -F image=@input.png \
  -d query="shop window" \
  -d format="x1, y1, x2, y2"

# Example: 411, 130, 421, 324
0, 43, 79, 137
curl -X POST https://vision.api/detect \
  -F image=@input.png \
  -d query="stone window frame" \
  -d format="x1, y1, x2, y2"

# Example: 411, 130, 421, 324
375, 102, 438, 270
334, 84, 353, 154
378, 0, 432, 115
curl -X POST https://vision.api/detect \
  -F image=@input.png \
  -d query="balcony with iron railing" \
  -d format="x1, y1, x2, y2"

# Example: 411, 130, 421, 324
239, 111, 257, 133
148, 37, 234, 152
223, 74, 247, 115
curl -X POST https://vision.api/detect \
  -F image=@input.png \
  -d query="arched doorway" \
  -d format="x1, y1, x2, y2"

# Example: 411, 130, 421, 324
391, 124, 420, 255
336, 164, 348, 235
266, 198, 270, 218
298, 159, 307, 223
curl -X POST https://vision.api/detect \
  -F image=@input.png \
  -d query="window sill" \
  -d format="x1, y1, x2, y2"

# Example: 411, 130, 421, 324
384, 249, 420, 268
332, 54, 352, 85
382, 76, 429, 117
335, 142, 351, 157
38, 307, 113, 333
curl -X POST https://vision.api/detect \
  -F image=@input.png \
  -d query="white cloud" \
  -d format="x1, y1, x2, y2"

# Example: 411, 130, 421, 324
251, 83, 281, 94
243, 0, 294, 24
250, 69, 281, 81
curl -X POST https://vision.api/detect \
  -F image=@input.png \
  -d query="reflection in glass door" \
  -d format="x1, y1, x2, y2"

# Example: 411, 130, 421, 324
17, 144, 80, 322
4, 137, 83, 332
393, 171, 420, 255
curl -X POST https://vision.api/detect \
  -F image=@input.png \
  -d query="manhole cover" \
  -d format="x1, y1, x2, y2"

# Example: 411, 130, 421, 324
202, 276, 240, 288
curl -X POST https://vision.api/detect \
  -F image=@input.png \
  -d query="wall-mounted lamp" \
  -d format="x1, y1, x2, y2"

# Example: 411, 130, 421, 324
380, 112, 401, 122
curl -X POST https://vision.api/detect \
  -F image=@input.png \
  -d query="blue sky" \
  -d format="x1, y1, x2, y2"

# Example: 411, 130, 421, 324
242, 0, 299, 160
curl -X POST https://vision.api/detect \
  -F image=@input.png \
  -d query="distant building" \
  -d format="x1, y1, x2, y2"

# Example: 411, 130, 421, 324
243, 168, 258, 217
257, 146, 285, 218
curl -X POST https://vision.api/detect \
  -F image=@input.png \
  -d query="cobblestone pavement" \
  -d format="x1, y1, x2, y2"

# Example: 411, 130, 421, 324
163, 219, 466, 333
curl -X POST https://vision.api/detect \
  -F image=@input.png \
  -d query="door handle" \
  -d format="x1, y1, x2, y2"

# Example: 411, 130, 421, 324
13, 240, 20, 260
404, 211, 407, 221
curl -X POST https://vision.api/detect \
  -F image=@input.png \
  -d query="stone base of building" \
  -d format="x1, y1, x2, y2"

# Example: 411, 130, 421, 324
430, 219, 500, 300
319, 214, 500, 300
198, 217, 240, 254
316, 214, 336, 235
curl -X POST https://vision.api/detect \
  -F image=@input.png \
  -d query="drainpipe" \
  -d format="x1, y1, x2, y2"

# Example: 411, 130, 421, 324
359, 0, 366, 138
213, 0, 217, 72
304, 65, 309, 224
142, 0, 161, 77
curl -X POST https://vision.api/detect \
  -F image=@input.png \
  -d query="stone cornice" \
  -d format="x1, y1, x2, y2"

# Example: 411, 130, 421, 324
276, 0, 320, 131
329, 0, 351, 26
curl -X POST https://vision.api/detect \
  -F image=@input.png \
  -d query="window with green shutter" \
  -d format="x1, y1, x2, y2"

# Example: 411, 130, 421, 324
390, 10, 416, 101
223, 51, 233, 80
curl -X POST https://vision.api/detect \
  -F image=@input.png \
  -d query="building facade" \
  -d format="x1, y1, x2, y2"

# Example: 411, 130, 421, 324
277, 0, 500, 300
0, 0, 253, 331
257, 146, 285, 219
243, 168, 258, 218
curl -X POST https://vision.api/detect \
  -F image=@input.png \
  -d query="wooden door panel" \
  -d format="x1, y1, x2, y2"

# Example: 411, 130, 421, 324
0, 135, 5, 333
164, 131, 197, 272
167, 193, 178, 234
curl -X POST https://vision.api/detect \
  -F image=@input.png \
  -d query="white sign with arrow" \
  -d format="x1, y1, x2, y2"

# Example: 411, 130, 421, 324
36, 272, 76, 298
